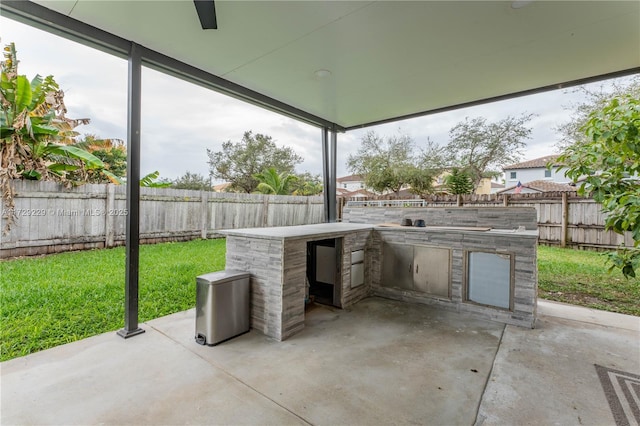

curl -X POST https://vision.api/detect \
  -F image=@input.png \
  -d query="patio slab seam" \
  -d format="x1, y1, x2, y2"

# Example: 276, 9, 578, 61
473, 323, 507, 425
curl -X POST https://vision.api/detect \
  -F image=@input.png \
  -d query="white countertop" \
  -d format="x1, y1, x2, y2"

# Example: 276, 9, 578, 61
220, 222, 538, 240
219, 223, 374, 240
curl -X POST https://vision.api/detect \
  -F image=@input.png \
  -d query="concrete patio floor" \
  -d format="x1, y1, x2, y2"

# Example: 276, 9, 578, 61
2, 297, 639, 426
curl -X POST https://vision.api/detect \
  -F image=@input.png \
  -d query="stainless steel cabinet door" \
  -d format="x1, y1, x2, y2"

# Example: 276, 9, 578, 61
382, 243, 414, 290
413, 246, 450, 298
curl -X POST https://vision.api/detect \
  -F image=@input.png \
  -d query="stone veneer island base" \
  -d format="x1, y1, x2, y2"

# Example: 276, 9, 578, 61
221, 207, 538, 341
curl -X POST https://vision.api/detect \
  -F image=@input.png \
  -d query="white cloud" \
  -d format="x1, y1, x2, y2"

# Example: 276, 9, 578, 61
2, 16, 636, 184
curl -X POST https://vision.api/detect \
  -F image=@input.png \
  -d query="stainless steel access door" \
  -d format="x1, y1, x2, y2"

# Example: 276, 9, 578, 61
413, 246, 451, 298
382, 243, 414, 290
315, 245, 336, 285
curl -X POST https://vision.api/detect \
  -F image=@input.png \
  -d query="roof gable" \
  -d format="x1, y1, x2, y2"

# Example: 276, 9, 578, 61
499, 179, 576, 193
336, 175, 364, 183
503, 155, 561, 170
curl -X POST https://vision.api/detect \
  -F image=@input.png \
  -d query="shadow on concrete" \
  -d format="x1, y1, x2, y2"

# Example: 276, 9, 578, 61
1, 297, 638, 425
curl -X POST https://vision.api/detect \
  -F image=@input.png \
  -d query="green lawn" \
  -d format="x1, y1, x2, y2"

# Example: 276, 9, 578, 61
1, 241, 637, 362
538, 245, 639, 317
0, 239, 225, 362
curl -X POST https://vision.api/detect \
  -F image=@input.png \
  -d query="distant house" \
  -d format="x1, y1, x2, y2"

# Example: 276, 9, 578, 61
475, 177, 504, 195
336, 174, 365, 191
343, 188, 376, 200
498, 179, 577, 194
213, 182, 233, 192
378, 188, 421, 199
337, 172, 499, 197
435, 171, 499, 195
490, 182, 505, 194
336, 176, 375, 200
503, 155, 569, 185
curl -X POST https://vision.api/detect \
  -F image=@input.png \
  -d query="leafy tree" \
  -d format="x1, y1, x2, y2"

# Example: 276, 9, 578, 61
291, 172, 323, 196
254, 167, 297, 195
171, 171, 211, 190
446, 115, 533, 189
418, 138, 450, 171
347, 131, 416, 196
445, 168, 474, 194
558, 94, 640, 278
207, 131, 302, 193
405, 166, 437, 198
555, 76, 640, 151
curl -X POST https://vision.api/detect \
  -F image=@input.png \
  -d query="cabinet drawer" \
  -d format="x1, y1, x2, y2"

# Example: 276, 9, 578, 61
351, 263, 364, 288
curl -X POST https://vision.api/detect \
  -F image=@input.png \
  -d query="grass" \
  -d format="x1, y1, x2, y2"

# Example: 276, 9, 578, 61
538, 245, 639, 317
1, 241, 637, 362
0, 239, 225, 362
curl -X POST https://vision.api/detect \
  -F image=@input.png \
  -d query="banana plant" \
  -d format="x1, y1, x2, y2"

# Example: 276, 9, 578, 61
139, 170, 171, 188
1, 42, 108, 180
0, 42, 114, 232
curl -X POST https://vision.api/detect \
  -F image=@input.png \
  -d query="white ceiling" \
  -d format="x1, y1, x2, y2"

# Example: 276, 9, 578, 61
28, 1, 640, 129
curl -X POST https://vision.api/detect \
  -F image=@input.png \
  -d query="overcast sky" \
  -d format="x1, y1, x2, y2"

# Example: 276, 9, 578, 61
2, 16, 636, 182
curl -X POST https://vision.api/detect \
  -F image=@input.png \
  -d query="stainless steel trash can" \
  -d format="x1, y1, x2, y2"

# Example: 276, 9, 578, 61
195, 270, 250, 346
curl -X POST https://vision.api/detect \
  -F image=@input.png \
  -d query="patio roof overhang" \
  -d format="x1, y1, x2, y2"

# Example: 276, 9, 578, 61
3, 1, 639, 131
2, 0, 639, 338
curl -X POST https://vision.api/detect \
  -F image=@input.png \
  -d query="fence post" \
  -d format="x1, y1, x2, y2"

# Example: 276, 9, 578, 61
105, 184, 115, 248
561, 192, 568, 248
200, 191, 209, 239
457, 194, 463, 207
503, 194, 509, 207
262, 195, 269, 227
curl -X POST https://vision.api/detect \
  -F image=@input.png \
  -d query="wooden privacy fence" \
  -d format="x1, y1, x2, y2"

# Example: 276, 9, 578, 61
1, 180, 324, 258
342, 191, 634, 251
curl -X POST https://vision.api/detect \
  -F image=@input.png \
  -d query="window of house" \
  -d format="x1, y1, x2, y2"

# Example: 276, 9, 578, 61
510, 172, 517, 179
343, 183, 347, 188
360, 183, 364, 188
544, 169, 552, 178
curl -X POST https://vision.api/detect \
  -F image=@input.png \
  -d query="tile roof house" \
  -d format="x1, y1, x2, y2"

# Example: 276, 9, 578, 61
343, 188, 376, 200
498, 179, 577, 194
336, 175, 366, 192
336, 176, 377, 200
503, 155, 569, 186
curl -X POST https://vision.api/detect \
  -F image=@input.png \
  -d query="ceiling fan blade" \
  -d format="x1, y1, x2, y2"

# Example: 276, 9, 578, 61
194, 0, 218, 30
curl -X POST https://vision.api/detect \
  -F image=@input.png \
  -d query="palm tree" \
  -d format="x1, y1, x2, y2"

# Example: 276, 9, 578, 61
254, 167, 297, 195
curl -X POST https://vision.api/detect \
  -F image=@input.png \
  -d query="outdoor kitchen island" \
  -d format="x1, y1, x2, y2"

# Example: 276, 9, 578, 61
221, 211, 538, 341
221, 223, 375, 341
